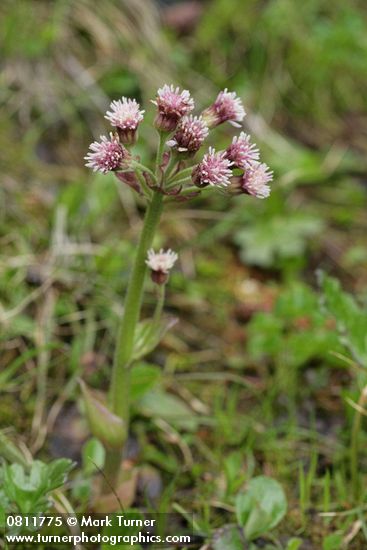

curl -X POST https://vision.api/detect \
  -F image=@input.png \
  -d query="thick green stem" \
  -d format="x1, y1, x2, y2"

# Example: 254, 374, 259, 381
109, 190, 163, 419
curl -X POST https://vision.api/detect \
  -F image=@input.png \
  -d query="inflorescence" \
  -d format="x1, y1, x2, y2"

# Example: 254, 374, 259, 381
85, 85, 273, 198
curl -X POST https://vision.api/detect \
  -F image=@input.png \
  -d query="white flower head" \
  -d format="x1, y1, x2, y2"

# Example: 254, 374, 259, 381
146, 248, 178, 274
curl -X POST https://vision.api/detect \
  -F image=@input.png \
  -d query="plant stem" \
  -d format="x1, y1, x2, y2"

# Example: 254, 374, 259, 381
156, 131, 166, 181
135, 169, 153, 199
109, 190, 163, 420
351, 385, 367, 501
168, 166, 193, 184
153, 284, 165, 328
131, 161, 156, 182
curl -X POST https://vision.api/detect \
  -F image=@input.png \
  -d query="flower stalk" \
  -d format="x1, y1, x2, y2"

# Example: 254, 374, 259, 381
109, 190, 164, 420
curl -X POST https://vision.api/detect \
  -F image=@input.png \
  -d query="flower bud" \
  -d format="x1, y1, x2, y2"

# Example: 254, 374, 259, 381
202, 89, 245, 128
228, 163, 273, 198
226, 132, 259, 169
242, 163, 273, 198
146, 248, 178, 285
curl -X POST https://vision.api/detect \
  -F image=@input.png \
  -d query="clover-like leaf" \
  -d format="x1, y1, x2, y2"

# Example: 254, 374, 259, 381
235, 476, 287, 540
2, 459, 74, 515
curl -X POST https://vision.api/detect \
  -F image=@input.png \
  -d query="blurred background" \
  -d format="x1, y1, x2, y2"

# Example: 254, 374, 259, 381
1, 0, 367, 544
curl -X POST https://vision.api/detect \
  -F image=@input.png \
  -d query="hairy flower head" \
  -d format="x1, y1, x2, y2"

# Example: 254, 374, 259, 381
241, 162, 273, 198
105, 97, 144, 144
226, 132, 259, 169
167, 115, 209, 155
192, 147, 233, 188
84, 134, 128, 174
152, 84, 194, 132
202, 89, 245, 128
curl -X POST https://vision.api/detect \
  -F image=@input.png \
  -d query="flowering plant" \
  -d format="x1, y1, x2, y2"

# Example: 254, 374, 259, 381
84, 85, 273, 491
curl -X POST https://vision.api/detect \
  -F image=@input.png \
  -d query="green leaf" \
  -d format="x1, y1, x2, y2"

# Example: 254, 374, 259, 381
138, 389, 199, 431
235, 476, 287, 540
247, 313, 283, 360
132, 317, 178, 362
80, 381, 125, 449
0, 431, 29, 467
46, 458, 74, 492
318, 271, 367, 365
82, 438, 106, 475
235, 213, 323, 267
2, 459, 74, 514
286, 539, 303, 550
212, 524, 248, 550
130, 364, 161, 400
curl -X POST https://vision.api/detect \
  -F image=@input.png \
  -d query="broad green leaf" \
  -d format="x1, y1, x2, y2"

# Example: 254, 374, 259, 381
138, 389, 199, 431
236, 476, 287, 540
3, 463, 36, 513
247, 282, 342, 370
286, 539, 303, 550
130, 364, 161, 400
82, 438, 106, 475
212, 524, 248, 550
235, 214, 323, 267
3, 459, 74, 514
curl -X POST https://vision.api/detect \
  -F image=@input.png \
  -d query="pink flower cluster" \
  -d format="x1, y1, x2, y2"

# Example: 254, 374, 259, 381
85, 84, 273, 198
